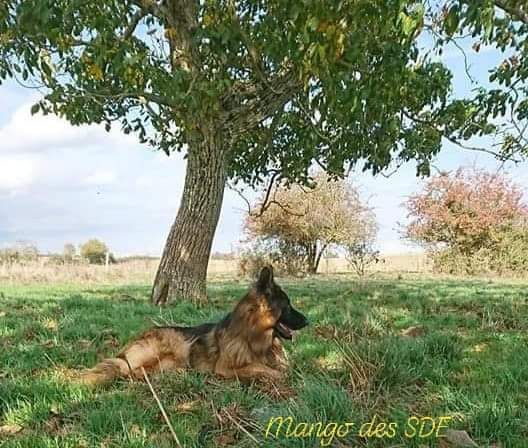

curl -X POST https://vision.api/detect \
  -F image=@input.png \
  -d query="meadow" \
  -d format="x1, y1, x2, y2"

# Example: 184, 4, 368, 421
1, 275, 527, 447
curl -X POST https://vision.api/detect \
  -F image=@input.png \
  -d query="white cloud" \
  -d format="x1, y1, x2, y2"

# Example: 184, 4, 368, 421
0, 155, 38, 191
135, 174, 156, 188
0, 100, 136, 155
0, 104, 93, 153
0, 95, 190, 255
83, 169, 117, 186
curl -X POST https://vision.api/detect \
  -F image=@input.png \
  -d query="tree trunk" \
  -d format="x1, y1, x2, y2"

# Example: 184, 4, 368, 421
306, 242, 328, 274
306, 242, 318, 274
314, 243, 328, 273
151, 131, 227, 305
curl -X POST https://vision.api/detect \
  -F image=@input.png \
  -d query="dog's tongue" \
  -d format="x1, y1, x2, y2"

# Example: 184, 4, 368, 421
277, 322, 293, 338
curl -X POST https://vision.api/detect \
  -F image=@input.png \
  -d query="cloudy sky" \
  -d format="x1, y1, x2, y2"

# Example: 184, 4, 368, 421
1, 40, 527, 256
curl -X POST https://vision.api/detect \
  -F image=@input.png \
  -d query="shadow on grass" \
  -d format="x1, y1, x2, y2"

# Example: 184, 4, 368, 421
2, 277, 528, 446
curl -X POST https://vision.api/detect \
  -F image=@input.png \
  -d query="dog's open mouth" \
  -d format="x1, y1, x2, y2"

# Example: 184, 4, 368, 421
275, 321, 294, 340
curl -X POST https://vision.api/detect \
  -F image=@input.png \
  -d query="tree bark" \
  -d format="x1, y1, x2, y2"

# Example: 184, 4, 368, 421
305, 241, 328, 274
306, 242, 317, 274
314, 243, 328, 274
151, 130, 227, 305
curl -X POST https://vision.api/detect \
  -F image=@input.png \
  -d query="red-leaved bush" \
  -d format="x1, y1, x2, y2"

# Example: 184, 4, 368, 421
404, 168, 528, 274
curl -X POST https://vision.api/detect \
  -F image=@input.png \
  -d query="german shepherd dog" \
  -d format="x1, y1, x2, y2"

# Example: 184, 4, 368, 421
81, 266, 308, 385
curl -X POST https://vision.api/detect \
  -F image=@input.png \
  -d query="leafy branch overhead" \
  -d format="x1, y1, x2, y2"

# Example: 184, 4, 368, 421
434, 0, 528, 162
1, 0, 526, 185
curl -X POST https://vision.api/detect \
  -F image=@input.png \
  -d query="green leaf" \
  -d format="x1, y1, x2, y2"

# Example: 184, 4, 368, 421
307, 16, 319, 31
444, 6, 459, 37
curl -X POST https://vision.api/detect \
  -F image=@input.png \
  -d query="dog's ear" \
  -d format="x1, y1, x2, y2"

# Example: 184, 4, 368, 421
256, 265, 274, 291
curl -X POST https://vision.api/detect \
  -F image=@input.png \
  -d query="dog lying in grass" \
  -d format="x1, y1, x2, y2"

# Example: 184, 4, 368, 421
81, 266, 308, 385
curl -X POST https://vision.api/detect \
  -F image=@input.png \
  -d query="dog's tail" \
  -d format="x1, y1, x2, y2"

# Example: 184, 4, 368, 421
79, 357, 131, 386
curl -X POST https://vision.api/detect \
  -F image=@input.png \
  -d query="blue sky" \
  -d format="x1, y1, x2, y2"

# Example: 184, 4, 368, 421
1, 38, 527, 256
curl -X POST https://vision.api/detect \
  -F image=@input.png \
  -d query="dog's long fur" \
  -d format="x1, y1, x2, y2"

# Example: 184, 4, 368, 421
81, 266, 308, 385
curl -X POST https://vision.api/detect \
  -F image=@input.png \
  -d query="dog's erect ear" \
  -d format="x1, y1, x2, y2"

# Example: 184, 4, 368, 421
256, 265, 274, 291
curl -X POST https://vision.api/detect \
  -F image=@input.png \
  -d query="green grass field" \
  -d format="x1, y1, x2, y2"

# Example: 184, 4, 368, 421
1, 276, 527, 447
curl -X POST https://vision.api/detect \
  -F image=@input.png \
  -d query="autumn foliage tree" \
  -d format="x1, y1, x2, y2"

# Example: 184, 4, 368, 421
404, 168, 528, 274
244, 174, 376, 274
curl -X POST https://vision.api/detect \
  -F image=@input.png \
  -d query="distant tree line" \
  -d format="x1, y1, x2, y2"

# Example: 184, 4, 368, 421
0, 239, 115, 265
0, 240, 39, 263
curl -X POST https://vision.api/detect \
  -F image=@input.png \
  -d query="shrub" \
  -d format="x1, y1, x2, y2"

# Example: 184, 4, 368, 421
238, 244, 304, 278
492, 225, 528, 273
345, 241, 383, 277
80, 239, 110, 264
0, 241, 39, 264
404, 168, 528, 275
431, 224, 528, 275
238, 250, 272, 279
0, 248, 18, 264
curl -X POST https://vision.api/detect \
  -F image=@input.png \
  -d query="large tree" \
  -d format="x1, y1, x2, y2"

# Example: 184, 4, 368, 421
1, 1, 526, 303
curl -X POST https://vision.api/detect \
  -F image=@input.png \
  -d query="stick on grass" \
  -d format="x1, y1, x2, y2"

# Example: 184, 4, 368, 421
141, 367, 183, 448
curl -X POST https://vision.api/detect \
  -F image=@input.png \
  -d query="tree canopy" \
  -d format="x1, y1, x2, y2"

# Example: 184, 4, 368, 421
2, 0, 524, 185
433, 1, 528, 161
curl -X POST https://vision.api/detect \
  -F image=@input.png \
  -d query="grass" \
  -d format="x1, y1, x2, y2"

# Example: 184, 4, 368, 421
1, 275, 527, 447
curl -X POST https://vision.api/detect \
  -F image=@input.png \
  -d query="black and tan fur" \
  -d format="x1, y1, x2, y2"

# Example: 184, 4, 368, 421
81, 266, 308, 385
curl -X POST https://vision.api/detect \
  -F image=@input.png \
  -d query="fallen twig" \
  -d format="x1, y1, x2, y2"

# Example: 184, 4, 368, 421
211, 401, 260, 445
141, 367, 183, 448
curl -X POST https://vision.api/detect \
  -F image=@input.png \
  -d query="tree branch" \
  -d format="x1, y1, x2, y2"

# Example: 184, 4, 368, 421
122, 8, 148, 40
403, 110, 523, 163
228, 0, 267, 80
163, 0, 200, 74
442, 133, 520, 162
131, 0, 168, 22
256, 170, 281, 217
81, 88, 178, 109
224, 69, 300, 141
227, 181, 252, 214
494, 1, 528, 24
423, 22, 476, 84
229, 172, 306, 218
264, 199, 306, 217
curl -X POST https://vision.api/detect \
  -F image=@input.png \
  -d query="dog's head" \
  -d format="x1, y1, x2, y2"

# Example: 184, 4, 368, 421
253, 265, 309, 340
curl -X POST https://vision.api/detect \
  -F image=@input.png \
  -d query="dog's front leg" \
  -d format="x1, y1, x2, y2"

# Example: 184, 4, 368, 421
216, 363, 283, 381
